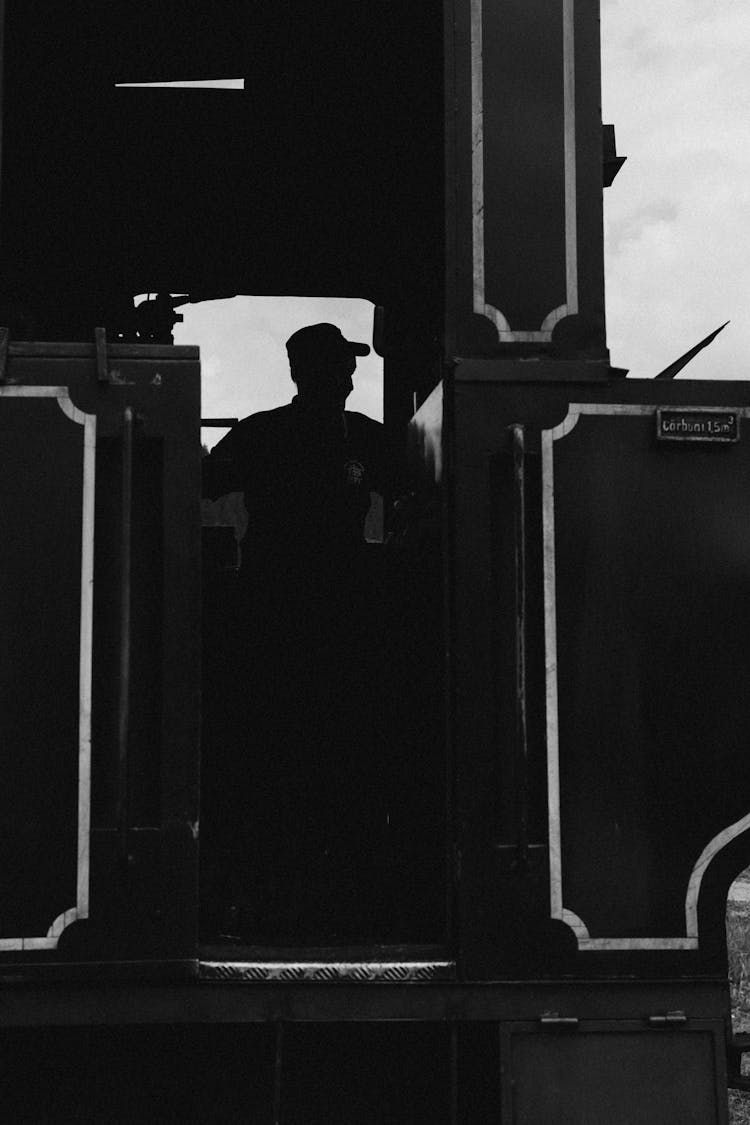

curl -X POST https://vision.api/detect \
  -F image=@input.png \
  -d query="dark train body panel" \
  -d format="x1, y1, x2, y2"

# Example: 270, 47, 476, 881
0, 348, 744, 1122
0, 0, 744, 1121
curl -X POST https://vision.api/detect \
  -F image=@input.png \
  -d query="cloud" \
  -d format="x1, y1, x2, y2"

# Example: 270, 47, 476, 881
606, 199, 680, 257
602, 0, 750, 379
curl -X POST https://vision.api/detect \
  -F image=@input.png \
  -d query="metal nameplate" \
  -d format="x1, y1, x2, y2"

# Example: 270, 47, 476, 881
657, 409, 740, 443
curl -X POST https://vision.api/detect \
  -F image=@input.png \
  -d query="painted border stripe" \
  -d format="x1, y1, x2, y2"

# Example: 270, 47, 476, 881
0, 387, 94, 950
544, 402, 750, 950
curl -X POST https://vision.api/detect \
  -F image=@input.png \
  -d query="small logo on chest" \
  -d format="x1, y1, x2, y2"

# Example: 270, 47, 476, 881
343, 459, 365, 485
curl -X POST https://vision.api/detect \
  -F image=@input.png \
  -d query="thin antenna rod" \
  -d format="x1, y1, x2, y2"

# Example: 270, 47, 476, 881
654, 321, 730, 380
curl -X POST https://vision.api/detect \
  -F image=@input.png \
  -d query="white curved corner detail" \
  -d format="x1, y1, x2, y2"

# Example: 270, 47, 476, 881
0, 385, 89, 428
0, 385, 68, 399
548, 409, 580, 443
540, 304, 570, 333
47, 907, 81, 940
57, 394, 89, 426
560, 909, 589, 940
685, 811, 750, 937
476, 302, 512, 337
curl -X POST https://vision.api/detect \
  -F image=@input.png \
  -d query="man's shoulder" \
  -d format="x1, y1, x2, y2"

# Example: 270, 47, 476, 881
236, 403, 294, 431
344, 410, 384, 436
220, 404, 294, 446
345, 412, 386, 460
204, 404, 293, 470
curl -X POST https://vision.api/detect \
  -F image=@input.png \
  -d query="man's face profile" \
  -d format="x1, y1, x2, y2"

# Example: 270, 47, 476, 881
294, 352, 356, 407
286, 323, 370, 408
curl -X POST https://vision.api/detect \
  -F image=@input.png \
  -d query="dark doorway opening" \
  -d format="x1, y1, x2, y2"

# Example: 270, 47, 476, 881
193, 298, 447, 951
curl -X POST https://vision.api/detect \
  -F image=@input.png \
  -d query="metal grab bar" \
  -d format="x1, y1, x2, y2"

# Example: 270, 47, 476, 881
116, 406, 134, 865
0, 327, 8, 382
511, 423, 529, 869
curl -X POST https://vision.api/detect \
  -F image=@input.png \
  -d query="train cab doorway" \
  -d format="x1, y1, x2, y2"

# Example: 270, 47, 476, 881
183, 298, 448, 951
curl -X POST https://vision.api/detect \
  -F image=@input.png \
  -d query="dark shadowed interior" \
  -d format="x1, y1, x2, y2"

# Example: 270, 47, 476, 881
0, 0, 445, 398
0, 0, 448, 948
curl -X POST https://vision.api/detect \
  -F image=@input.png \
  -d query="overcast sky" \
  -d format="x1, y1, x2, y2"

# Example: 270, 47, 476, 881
176, 0, 750, 443
174, 296, 381, 447
602, 0, 749, 379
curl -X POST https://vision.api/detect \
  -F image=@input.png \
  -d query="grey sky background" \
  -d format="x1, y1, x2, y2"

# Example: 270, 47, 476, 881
602, 0, 749, 379
176, 1, 750, 445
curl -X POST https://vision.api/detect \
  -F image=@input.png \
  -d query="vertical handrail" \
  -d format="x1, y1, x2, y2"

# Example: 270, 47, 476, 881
95, 326, 109, 382
117, 406, 134, 864
0, 326, 8, 383
511, 424, 529, 869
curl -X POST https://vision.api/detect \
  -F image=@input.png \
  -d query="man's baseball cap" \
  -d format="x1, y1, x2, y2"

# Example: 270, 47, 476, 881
285, 323, 370, 364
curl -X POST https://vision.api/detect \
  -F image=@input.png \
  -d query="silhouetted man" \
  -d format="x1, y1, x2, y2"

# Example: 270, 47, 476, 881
201, 323, 392, 942
203, 322, 387, 609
